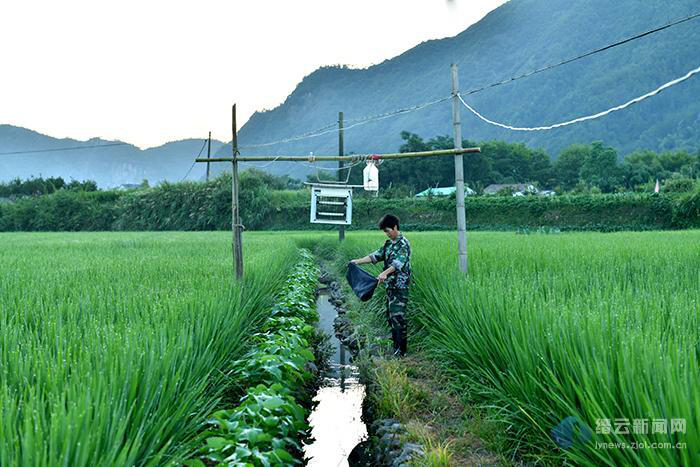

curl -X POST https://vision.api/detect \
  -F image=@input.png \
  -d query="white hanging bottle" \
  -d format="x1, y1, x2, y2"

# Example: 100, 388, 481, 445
363, 161, 379, 191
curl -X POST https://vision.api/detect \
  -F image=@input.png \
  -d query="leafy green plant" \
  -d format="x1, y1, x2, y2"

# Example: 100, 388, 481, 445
195, 249, 320, 466
199, 384, 307, 466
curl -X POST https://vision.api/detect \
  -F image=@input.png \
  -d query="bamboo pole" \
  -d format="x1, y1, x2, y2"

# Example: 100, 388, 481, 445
206, 131, 211, 182
338, 111, 345, 242
231, 105, 243, 280
452, 64, 468, 274
196, 147, 480, 163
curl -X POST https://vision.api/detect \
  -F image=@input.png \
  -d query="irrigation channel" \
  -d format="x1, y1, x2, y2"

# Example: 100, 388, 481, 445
304, 289, 367, 466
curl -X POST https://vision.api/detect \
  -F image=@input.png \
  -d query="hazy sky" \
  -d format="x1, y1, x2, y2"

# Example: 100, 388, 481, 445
0, 0, 506, 148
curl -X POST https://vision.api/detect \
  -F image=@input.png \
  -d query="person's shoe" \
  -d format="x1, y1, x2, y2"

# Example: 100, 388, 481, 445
391, 329, 400, 354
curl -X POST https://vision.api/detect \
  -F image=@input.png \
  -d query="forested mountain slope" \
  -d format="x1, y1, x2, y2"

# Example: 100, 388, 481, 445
227, 0, 700, 178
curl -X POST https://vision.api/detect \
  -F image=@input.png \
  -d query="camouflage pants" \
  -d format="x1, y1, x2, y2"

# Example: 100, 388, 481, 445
385, 287, 408, 343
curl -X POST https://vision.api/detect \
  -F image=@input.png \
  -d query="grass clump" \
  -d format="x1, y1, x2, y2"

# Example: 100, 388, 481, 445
369, 359, 430, 422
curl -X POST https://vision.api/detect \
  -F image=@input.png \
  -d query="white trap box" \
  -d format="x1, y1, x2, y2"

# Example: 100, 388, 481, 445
310, 185, 353, 225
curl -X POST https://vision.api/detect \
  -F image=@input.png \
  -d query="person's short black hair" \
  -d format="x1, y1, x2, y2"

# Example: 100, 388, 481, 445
378, 214, 400, 230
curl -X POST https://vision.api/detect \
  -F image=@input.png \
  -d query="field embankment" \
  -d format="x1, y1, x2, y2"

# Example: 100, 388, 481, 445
1, 177, 699, 232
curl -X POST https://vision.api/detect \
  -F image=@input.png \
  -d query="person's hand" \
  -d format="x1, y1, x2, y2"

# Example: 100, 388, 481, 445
351, 259, 359, 265
377, 271, 388, 283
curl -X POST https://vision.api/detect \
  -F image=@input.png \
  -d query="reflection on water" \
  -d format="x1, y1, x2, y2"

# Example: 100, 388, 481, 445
305, 293, 367, 467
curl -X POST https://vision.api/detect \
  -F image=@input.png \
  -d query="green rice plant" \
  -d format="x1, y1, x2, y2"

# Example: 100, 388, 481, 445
340, 230, 700, 465
0, 231, 297, 466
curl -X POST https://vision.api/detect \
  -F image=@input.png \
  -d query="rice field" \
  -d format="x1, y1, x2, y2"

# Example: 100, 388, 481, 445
340, 230, 700, 465
0, 232, 297, 466
1, 230, 698, 466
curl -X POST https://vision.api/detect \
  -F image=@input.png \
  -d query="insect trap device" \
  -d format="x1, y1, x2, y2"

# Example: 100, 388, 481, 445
308, 154, 381, 225
310, 184, 353, 225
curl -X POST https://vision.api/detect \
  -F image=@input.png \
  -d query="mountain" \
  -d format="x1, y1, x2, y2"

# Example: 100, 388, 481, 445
0, 125, 225, 188
3, 0, 699, 185
221, 0, 700, 179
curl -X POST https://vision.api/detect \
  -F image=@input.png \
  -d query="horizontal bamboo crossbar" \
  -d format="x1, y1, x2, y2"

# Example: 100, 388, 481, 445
195, 147, 480, 163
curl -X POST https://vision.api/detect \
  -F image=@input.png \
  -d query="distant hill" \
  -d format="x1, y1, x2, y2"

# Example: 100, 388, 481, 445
220, 0, 700, 179
3, 0, 699, 185
0, 125, 225, 188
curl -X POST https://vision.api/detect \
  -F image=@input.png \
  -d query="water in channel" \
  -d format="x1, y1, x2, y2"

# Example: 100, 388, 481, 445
304, 291, 367, 466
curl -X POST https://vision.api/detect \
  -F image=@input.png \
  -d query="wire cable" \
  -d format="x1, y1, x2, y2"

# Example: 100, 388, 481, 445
180, 139, 208, 181
238, 122, 339, 149
7, 12, 697, 160
296, 154, 369, 172
236, 11, 700, 151
0, 142, 128, 156
459, 63, 700, 131
244, 155, 282, 169
461, 11, 700, 97
238, 96, 450, 149
342, 96, 451, 125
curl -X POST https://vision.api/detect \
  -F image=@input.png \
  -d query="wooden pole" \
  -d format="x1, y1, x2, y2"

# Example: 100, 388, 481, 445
231, 105, 243, 280
196, 147, 480, 163
206, 131, 211, 182
338, 111, 345, 242
451, 64, 468, 273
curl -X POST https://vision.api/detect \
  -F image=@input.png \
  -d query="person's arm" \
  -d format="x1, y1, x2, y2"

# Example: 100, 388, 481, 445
351, 255, 372, 265
352, 245, 385, 265
377, 265, 396, 283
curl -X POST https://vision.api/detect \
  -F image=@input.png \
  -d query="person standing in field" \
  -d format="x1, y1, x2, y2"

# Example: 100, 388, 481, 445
351, 214, 411, 357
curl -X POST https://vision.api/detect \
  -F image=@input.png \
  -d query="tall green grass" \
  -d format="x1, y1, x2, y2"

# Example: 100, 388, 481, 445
0, 232, 297, 466
340, 230, 699, 465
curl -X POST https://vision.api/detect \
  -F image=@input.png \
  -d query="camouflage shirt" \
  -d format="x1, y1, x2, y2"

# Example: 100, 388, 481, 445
370, 234, 411, 289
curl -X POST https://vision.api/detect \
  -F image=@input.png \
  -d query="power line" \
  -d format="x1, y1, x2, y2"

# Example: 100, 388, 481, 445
238, 122, 338, 149
245, 155, 282, 169
240, 10, 700, 150
180, 139, 208, 181
0, 142, 128, 156
4, 11, 698, 160
459, 63, 700, 131
461, 11, 700, 97
238, 96, 450, 149
342, 96, 451, 125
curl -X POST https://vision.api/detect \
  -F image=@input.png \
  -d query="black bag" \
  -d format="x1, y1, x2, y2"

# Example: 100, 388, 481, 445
346, 262, 379, 302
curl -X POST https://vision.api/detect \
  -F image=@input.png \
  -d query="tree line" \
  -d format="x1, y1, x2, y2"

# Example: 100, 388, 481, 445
0, 177, 97, 198
344, 132, 700, 195
5, 134, 699, 199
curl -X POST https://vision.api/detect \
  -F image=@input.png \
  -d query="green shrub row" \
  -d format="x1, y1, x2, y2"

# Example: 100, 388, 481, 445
190, 250, 319, 467
262, 191, 698, 232
0, 190, 120, 231
1, 177, 698, 232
